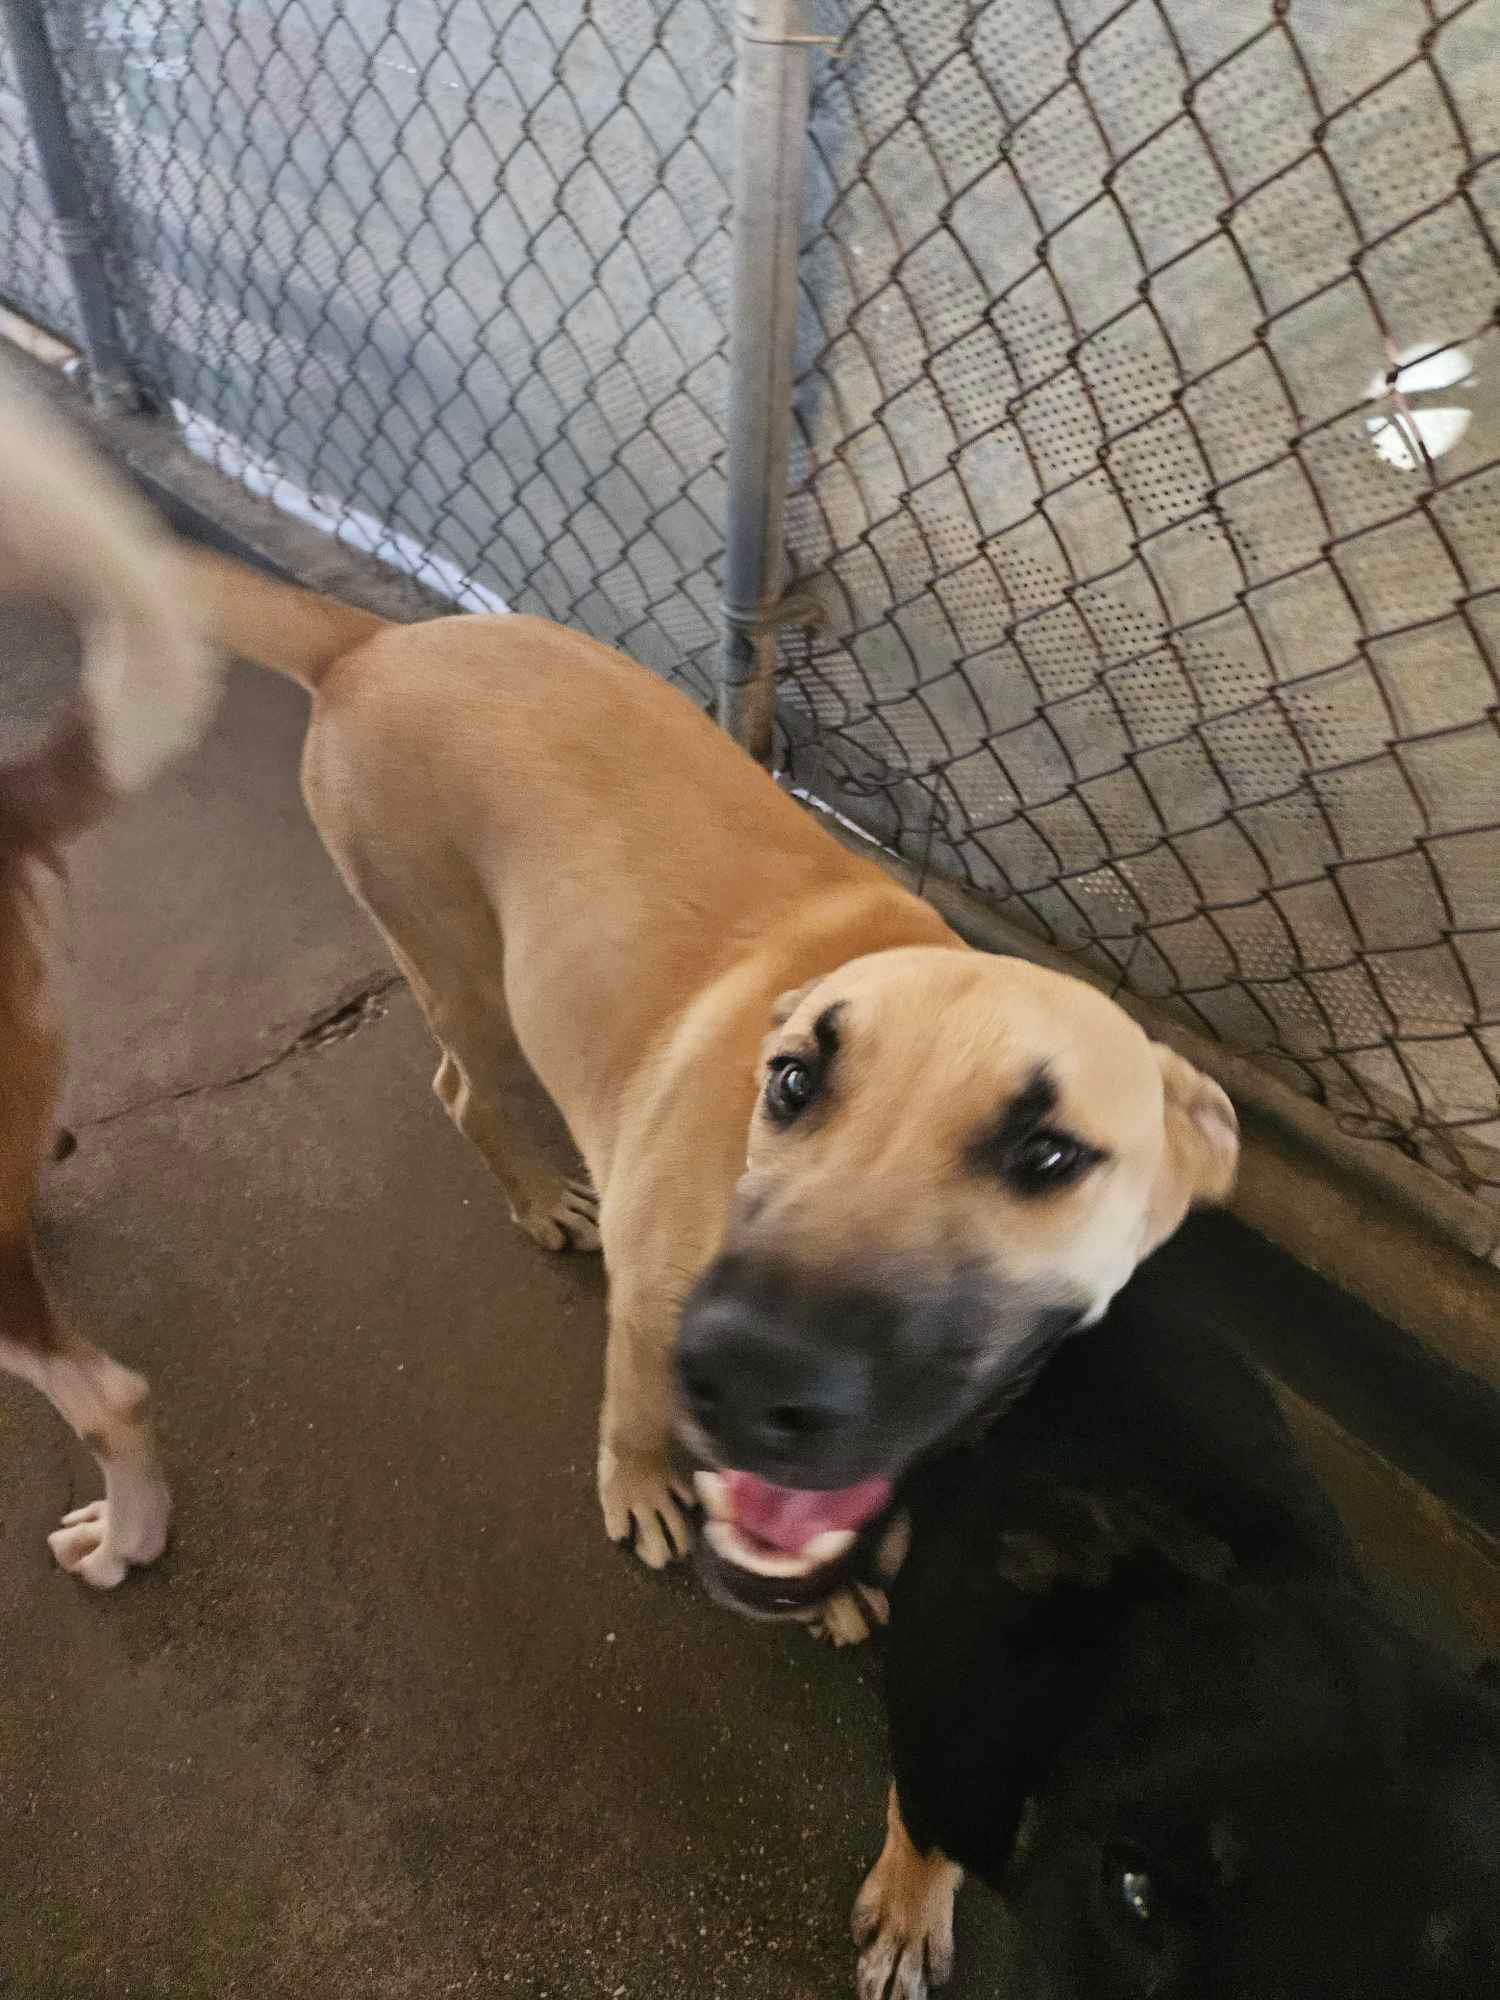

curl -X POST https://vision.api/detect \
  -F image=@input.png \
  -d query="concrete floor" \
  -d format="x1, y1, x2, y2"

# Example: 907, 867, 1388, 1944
1, 617, 1495, 1999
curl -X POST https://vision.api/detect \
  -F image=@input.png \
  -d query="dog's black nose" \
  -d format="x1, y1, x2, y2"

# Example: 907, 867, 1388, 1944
677, 1299, 869, 1475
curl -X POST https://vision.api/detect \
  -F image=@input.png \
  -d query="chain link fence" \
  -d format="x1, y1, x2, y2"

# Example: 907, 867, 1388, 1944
0, 0, 1497, 1209
784, 0, 1500, 1204
32, 0, 738, 681
0, 11, 78, 340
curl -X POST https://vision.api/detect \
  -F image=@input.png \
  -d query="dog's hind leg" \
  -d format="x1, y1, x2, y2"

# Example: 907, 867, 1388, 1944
370, 927, 599, 1255
0, 1233, 170, 1586
315, 831, 601, 1255
429, 1002, 600, 1253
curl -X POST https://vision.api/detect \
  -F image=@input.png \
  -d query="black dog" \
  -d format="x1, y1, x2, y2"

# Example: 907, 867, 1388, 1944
854, 1292, 1500, 1999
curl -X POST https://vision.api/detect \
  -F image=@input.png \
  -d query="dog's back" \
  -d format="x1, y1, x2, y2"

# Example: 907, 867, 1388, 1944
903, 1292, 1351, 1580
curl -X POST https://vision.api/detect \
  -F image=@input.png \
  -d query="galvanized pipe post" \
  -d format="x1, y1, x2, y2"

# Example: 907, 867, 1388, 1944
0, 0, 139, 410
718, 0, 830, 764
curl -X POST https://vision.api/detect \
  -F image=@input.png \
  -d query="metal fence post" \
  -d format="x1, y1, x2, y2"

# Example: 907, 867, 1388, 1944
0, 0, 138, 410
718, 0, 831, 764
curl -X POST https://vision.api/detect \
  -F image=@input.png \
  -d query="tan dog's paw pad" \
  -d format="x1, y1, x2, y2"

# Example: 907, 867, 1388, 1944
47, 1495, 168, 1589
517, 1176, 601, 1254
599, 1447, 693, 1569
810, 1582, 889, 1647
853, 1831, 960, 2000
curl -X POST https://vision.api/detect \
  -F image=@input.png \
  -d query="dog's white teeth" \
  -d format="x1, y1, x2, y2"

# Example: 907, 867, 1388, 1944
704, 1519, 856, 1579
693, 1470, 730, 1520
705, 1519, 816, 1579
803, 1528, 857, 1566
704, 1518, 752, 1564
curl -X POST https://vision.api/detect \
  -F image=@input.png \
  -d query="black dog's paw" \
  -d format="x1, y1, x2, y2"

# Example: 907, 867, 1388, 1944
853, 1795, 962, 1999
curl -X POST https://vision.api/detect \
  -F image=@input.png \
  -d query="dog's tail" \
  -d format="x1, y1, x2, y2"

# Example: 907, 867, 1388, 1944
174, 544, 388, 694
0, 375, 223, 849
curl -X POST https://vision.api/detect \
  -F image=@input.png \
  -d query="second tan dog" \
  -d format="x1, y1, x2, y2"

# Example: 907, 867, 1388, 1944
170, 541, 1237, 1627
1, 374, 219, 1585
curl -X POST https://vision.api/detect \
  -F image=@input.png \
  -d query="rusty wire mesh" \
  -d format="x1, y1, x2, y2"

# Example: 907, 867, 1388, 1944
0, 0, 1496, 1203
781, 0, 1500, 1201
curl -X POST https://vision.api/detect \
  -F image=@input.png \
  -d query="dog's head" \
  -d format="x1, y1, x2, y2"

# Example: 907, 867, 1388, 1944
1000, 1587, 1500, 2000
674, 946, 1237, 1616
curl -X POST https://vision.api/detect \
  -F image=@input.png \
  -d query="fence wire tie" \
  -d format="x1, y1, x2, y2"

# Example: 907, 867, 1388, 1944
721, 590, 829, 638
734, 4, 839, 51
44, 214, 102, 255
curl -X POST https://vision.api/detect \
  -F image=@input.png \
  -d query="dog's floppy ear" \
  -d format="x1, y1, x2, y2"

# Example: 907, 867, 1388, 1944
996, 1488, 1234, 1596
1143, 1045, 1239, 1253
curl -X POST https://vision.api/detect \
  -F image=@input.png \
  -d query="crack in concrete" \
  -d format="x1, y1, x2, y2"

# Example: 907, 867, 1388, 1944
70, 971, 406, 1136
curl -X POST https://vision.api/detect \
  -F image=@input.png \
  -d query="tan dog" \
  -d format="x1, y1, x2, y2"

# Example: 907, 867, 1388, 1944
167, 539, 1237, 1627
0, 375, 219, 1584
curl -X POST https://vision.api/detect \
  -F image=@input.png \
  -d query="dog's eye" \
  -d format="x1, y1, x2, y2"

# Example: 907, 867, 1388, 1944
1013, 1130, 1089, 1188
1099, 1849, 1182, 1958
766, 1059, 817, 1123
1119, 1868, 1154, 1923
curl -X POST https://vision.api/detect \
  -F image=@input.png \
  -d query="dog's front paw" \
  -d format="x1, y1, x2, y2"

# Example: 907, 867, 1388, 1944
517, 1175, 601, 1254
809, 1582, 890, 1647
47, 1493, 169, 1589
598, 1444, 693, 1569
853, 1800, 962, 2000
810, 1512, 910, 1641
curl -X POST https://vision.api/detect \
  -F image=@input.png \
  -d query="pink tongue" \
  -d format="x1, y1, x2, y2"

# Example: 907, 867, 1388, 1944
723, 1472, 893, 1554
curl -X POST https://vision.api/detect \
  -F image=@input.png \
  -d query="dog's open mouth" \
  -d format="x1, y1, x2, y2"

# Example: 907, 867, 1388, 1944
693, 1468, 892, 1611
